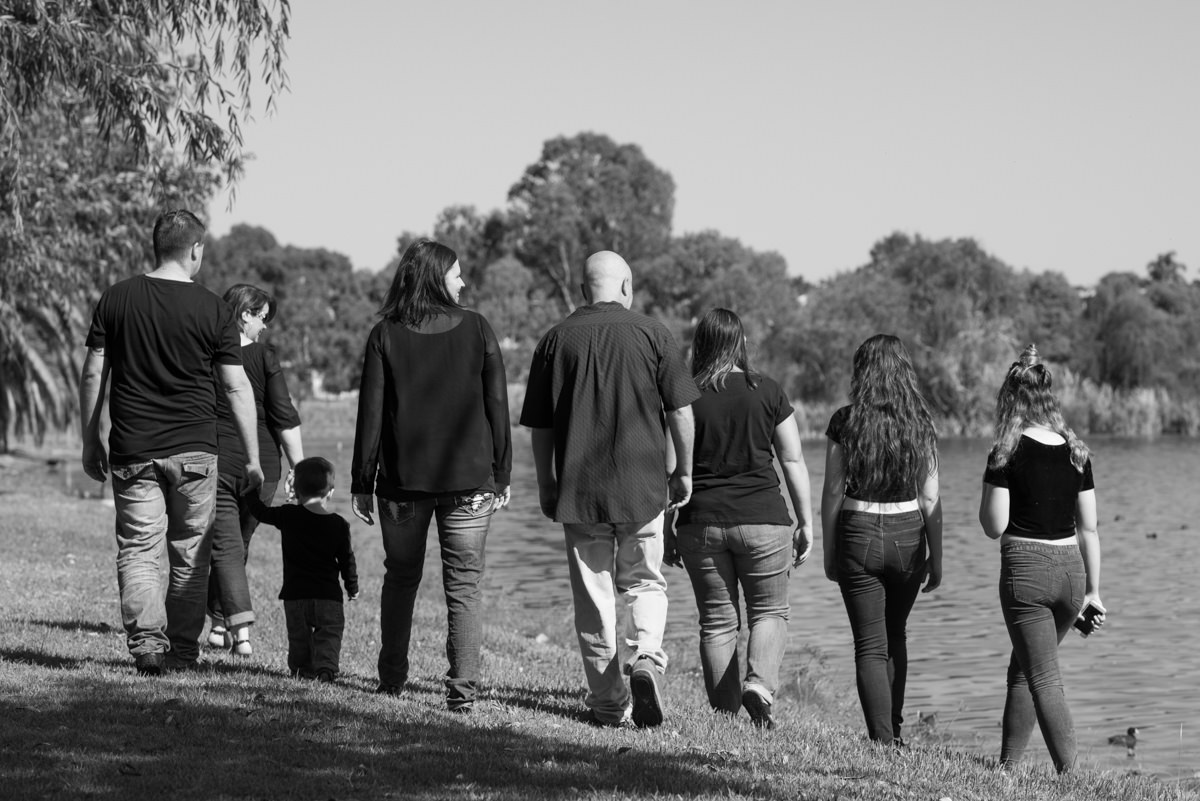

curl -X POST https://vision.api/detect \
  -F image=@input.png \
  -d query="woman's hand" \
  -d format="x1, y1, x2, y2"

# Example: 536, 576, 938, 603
1080, 592, 1107, 632
537, 482, 558, 520
792, 523, 814, 567
493, 485, 511, 511
922, 559, 942, 593
663, 526, 682, 569
351, 493, 375, 525
824, 551, 838, 583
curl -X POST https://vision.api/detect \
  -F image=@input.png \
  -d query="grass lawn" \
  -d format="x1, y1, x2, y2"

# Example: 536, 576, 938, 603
1, 452, 1196, 801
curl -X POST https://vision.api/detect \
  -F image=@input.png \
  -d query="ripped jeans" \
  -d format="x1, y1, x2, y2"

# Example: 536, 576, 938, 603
110, 452, 218, 663
376, 492, 495, 709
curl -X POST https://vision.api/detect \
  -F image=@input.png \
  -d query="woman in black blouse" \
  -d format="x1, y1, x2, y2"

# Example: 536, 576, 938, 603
351, 239, 511, 712
667, 309, 813, 729
980, 344, 1103, 773
820, 334, 942, 747
208, 284, 304, 656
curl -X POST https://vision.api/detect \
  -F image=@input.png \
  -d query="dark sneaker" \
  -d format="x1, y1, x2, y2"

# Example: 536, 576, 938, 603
375, 683, 403, 696
629, 658, 665, 728
134, 652, 164, 676
316, 670, 335, 683
741, 687, 775, 730
163, 654, 202, 673
579, 709, 632, 729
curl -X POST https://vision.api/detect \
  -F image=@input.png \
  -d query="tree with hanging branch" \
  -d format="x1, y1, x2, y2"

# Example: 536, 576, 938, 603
0, 0, 291, 450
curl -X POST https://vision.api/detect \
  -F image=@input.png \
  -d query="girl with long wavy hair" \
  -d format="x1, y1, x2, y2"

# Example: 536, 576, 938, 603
820, 334, 943, 746
666, 308, 814, 729
979, 344, 1103, 773
350, 239, 512, 712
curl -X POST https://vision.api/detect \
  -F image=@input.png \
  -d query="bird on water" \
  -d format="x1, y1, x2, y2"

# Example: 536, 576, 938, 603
1108, 726, 1139, 757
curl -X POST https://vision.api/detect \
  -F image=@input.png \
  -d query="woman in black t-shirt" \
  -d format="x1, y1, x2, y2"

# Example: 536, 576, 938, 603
820, 334, 943, 747
350, 239, 512, 712
980, 344, 1104, 773
666, 308, 814, 729
207, 284, 304, 656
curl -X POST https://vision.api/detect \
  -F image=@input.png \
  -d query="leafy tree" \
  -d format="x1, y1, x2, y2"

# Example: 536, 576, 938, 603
1, 0, 290, 449
1, 0, 290, 197
1147, 251, 1186, 284
0, 103, 217, 450
507, 132, 674, 311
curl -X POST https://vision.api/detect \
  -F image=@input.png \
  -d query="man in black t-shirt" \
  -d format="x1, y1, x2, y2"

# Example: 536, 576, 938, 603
521, 251, 699, 728
80, 210, 263, 675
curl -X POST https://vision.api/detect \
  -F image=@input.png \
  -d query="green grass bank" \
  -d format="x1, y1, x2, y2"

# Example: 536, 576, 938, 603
0, 452, 1196, 801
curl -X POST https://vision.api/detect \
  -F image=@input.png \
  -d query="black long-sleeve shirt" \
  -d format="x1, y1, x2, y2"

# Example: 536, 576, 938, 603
246, 493, 358, 602
351, 309, 512, 500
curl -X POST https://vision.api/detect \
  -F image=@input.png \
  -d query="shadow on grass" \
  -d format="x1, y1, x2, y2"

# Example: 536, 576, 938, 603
0, 647, 93, 670
0, 670, 788, 801
487, 682, 582, 718
28, 618, 117, 635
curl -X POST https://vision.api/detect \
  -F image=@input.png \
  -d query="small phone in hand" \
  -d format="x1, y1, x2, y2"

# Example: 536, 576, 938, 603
1074, 601, 1104, 637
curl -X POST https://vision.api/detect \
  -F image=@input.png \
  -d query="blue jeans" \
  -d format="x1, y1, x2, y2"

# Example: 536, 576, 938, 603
377, 492, 494, 709
284, 598, 345, 678
677, 522, 792, 714
563, 514, 669, 724
110, 452, 218, 663
999, 540, 1085, 772
206, 475, 277, 629
836, 509, 926, 744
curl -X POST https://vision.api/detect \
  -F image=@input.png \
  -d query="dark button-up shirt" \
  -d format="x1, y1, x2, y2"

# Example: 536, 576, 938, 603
520, 302, 700, 523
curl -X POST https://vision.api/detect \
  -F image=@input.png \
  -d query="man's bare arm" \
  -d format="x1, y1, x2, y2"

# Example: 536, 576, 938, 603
217, 363, 264, 487
79, 347, 110, 482
665, 405, 694, 509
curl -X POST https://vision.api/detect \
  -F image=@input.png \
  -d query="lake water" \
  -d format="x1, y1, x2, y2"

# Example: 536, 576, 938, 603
292, 429, 1200, 779
70, 427, 1198, 778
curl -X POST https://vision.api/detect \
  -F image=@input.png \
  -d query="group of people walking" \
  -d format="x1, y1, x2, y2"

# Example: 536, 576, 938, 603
81, 210, 1103, 774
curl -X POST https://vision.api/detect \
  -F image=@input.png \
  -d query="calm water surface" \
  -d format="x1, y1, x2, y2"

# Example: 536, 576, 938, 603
304, 430, 1198, 778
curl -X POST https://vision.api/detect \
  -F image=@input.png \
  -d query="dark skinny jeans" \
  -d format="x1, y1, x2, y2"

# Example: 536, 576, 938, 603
836, 509, 927, 745
998, 539, 1085, 773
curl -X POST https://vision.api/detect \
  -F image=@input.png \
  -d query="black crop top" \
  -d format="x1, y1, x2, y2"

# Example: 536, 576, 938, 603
983, 436, 1095, 541
825, 405, 921, 503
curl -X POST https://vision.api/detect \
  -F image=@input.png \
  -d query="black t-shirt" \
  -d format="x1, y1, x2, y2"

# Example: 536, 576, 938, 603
520, 302, 701, 524
825, 405, 921, 503
247, 494, 358, 602
86, 275, 242, 464
676, 374, 794, 526
983, 436, 1095, 540
351, 309, 512, 500
216, 341, 301, 481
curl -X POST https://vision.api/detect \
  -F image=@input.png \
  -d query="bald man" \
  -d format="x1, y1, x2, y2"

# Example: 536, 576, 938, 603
520, 251, 700, 728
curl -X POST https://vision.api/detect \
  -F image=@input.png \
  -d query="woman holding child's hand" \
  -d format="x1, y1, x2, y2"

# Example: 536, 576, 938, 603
351, 239, 512, 713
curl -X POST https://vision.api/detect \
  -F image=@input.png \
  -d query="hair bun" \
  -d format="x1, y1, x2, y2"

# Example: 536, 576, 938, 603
1019, 344, 1040, 367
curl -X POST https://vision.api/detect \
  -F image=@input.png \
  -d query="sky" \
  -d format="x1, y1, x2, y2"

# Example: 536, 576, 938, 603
207, 1, 1200, 287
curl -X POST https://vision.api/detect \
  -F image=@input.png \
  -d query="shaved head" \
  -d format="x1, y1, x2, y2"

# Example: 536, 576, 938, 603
582, 251, 633, 307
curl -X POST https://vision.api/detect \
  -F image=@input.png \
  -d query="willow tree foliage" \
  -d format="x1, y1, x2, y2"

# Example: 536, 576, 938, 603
0, 0, 291, 449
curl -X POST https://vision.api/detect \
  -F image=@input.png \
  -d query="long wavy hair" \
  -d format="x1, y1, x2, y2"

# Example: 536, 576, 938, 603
842, 334, 938, 497
378, 239, 460, 326
989, 344, 1089, 472
691, 308, 759, 391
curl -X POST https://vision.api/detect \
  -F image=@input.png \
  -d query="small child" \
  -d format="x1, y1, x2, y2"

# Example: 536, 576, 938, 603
245, 456, 358, 682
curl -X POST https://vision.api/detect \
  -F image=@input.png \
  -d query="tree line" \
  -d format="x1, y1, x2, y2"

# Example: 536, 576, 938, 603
196, 131, 1198, 438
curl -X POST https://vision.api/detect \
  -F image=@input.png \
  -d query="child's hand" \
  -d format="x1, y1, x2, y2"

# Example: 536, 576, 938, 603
348, 592, 359, 602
